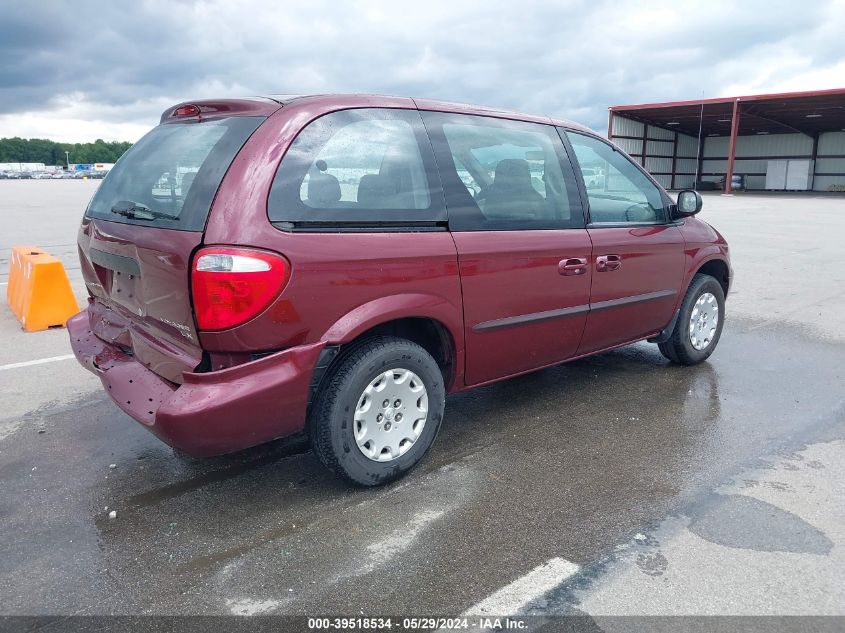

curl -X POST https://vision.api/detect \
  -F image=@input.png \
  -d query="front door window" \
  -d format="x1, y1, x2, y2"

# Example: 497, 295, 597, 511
566, 132, 667, 224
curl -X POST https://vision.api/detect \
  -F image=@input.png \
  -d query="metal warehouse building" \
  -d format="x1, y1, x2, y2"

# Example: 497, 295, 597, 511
608, 88, 845, 193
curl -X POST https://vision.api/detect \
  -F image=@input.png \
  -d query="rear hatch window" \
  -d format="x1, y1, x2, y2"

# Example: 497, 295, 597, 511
85, 116, 264, 231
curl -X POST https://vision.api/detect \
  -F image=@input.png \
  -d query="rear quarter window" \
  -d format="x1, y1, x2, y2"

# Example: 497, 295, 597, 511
85, 116, 264, 231
268, 108, 445, 228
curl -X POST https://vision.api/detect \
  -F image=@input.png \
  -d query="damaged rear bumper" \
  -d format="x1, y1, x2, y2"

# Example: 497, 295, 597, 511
68, 310, 324, 457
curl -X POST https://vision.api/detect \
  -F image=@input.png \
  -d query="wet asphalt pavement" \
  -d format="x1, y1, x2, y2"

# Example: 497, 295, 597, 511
3, 319, 844, 616
1, 182, 844, 618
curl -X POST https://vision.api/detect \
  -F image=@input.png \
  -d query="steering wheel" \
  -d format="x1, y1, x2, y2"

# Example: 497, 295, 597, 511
625, 203, 654, 222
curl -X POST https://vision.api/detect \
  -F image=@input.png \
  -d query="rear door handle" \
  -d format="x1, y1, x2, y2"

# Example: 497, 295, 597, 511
596, 254, 622, 272
559, 257, 588, 276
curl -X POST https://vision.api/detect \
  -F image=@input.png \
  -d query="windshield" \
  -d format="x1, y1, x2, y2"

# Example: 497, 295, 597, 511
86, 116, 264, 231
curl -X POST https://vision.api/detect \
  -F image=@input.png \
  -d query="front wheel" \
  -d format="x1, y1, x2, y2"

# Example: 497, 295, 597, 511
658, 273, 725, 365
308, 336, 445, 486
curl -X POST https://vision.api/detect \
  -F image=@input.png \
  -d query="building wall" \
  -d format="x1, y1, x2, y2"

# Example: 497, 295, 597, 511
610, 113, 845, 192
702, 133, 809, 190
609, 115, 699, 190
815, 132, 845, 191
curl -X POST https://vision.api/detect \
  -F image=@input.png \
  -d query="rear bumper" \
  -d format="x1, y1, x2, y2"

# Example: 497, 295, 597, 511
67, 310, 324, 457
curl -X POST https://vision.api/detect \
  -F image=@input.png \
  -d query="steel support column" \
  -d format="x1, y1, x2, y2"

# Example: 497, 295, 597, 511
641, 123, 648, 167
670, 131, 678, 190
725, 99, 741, 194
695, 105, 706, 189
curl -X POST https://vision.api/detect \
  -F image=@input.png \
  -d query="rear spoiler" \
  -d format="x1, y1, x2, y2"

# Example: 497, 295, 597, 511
160, 98, 281, 123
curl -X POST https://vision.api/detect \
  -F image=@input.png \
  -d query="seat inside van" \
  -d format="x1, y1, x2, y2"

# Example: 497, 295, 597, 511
479, 158, 546, 219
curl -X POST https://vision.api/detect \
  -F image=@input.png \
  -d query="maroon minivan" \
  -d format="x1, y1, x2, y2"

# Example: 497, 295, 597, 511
69, 94, 730, 486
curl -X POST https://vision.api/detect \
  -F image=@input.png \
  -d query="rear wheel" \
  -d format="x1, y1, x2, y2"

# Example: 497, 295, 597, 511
308, 336, 445, 486
658, 273, 725, 365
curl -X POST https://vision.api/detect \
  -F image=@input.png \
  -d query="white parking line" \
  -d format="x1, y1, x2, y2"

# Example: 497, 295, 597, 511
463, 557, 580, 616
0, 354, 75, 372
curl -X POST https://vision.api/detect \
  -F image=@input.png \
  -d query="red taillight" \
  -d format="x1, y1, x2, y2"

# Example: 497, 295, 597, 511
191, 247, 290, 331
173, 104, 200, 117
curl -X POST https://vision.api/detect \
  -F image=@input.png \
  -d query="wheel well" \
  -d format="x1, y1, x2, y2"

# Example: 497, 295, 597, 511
309, 318, 456, 408
353, 317, 455, 383
696, 259, 730, 296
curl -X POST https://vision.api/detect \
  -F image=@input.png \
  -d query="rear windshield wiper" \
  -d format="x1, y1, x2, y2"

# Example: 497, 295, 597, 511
110, 201, 179, 221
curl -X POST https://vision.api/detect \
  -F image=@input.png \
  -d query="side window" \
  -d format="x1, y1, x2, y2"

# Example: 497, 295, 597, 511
422, 111, 583, 231
565, 131, 667, 224
269, 109, 444, 225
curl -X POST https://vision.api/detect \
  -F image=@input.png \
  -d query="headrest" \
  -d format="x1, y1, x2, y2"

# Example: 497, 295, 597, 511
180, 172, 197, 197
357, 173, 399, 208
307, 170, 341, 205
494, 159, 532, 185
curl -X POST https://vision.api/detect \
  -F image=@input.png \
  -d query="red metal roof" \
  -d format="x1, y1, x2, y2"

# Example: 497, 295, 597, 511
611, 87, 845, 110
610, 88, 845, 137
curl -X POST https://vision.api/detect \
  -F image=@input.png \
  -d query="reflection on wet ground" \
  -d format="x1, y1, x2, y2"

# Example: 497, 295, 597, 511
1, 317, 843, 615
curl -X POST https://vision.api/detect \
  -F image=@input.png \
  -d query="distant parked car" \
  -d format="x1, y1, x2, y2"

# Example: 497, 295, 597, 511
581, 167, 603, 188
69, 94, 732, 486
0, 172, 8, 179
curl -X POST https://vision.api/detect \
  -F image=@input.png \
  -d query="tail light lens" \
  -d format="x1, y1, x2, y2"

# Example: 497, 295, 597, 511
191, 247, 290, 331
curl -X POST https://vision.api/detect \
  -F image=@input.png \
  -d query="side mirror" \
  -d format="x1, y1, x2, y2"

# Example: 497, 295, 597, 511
675, 190, 703, 217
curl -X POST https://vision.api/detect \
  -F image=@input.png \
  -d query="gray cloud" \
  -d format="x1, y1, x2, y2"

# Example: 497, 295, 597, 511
0, 0, 842, 139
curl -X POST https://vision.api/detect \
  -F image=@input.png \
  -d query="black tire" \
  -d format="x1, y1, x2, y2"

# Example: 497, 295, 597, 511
658, 273, 725, 365
308, 336, 445, 486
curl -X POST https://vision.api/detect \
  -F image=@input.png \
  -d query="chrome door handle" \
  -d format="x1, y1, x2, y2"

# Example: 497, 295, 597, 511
559, 257, 588, 276
596, 254, 621, 272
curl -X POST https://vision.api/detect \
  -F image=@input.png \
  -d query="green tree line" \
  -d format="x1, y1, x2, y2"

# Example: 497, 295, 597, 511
0, 137, 133, 166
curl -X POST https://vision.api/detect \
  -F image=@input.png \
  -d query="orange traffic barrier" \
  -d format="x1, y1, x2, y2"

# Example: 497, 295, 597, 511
6, 245, 80, 332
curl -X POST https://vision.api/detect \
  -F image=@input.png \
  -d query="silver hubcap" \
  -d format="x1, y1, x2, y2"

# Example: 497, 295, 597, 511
353, 368, 428, 462
689, 292, 719, 350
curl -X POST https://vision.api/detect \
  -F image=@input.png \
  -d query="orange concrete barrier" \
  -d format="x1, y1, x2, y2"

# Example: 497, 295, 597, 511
6, 245, 80, 331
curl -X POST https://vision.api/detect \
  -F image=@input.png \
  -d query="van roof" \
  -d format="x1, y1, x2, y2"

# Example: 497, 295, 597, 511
268, 93, 595, 133
162, 94, 595, 134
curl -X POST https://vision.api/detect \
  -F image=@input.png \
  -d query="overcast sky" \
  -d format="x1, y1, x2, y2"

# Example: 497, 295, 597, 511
1, 0, 843, 143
